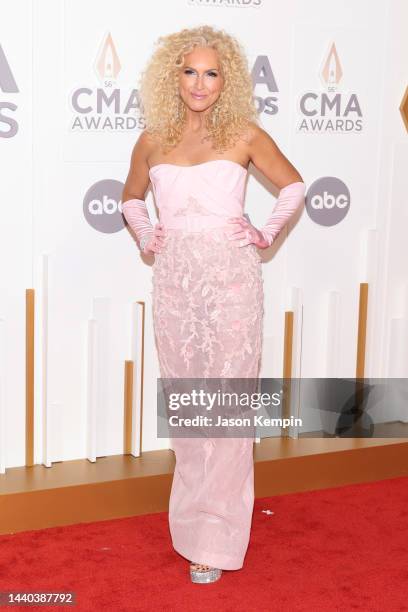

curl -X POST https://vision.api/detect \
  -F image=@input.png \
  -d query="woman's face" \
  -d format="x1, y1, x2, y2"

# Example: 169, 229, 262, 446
178, 46, 224, 114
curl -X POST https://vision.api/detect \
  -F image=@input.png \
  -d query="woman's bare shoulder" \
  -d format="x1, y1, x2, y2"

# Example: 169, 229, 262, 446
245, 121, 275, 146
134, 129, 157, 154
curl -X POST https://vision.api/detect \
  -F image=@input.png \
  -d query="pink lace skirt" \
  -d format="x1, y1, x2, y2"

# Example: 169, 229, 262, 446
151, 225, 264, 570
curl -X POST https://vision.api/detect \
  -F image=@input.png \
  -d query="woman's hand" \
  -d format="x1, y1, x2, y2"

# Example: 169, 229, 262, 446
143, 222, 166, 254
226, 217, 270, 249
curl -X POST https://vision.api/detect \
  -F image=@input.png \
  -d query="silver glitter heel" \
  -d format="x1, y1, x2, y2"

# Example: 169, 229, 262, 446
190, 563, 222, 584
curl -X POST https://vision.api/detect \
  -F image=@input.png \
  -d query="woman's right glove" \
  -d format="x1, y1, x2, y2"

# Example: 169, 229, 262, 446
121, 198, 166, 254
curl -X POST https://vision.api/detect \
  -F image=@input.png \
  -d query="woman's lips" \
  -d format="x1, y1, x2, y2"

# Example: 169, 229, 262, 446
191, 92, 207, 99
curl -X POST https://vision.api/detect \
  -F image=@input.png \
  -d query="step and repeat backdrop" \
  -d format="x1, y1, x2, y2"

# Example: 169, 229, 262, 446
0, 0, 407, 470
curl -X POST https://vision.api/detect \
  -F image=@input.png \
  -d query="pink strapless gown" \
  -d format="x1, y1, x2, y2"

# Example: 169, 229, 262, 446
149, 160, 264, 571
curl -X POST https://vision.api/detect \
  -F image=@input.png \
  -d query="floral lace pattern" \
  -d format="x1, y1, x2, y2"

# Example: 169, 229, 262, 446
149, 163, 261, 571
173, 195, 213, 217
151, 226, 264, 379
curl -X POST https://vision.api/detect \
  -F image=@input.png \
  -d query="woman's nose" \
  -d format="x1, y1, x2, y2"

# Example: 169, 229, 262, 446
195, 75, 205, 88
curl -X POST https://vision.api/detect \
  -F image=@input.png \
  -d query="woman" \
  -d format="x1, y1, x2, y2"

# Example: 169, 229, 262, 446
122, 25, 305, 583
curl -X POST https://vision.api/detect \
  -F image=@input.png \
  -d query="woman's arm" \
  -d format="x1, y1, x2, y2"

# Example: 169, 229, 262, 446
121, 131, 165, 254
247, 123, 303, 187
227, 124, 305, 248
122, 130, 152, 203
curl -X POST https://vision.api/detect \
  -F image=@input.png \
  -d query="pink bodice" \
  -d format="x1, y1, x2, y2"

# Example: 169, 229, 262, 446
148, 159, 248, 232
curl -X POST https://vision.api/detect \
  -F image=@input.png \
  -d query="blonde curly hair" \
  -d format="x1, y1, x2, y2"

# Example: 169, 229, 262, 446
138, 25, 259, 154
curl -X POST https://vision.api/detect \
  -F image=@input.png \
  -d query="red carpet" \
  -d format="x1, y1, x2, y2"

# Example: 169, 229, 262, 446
1, 476, 407, 611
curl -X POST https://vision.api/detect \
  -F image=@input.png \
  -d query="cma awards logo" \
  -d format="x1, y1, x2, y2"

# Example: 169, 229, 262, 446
0, 43, 19, 138
69, 32, 143, 132
297, 42, 363, 133
251, 56, 278, 115
83, 180, 127, 233
306, 177, 350, 226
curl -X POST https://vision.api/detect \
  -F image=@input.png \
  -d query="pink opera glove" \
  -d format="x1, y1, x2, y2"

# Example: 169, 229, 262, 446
121, 198, 165, 254
260, 181, 306, 246
227, 181, 306, 248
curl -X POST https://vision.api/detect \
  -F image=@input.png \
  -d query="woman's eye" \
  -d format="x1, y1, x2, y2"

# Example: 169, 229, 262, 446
183, 69, 218, 77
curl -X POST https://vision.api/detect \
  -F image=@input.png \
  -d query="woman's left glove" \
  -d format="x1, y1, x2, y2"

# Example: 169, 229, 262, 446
227, 180, 306, 248
226, 216, 270, 249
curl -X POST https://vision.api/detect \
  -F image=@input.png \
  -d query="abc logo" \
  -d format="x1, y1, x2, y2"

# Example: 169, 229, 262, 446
306, 177, 350, 226
83, 179, 126, 233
